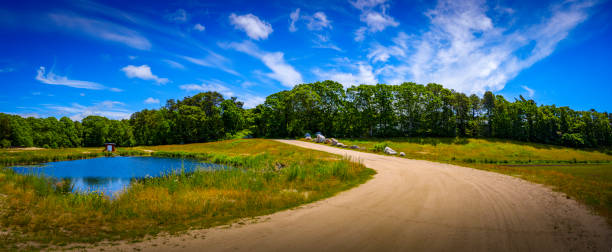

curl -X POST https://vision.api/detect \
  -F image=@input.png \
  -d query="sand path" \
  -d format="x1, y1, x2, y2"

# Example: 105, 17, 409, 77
90, 140, 611, 251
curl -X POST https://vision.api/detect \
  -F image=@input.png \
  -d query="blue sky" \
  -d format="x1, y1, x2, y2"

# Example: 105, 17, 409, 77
0, 0, 610, 120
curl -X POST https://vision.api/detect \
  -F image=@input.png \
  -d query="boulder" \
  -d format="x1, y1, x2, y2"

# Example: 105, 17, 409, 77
384, 146, 397, 155
305, 133, 311, 138
324, 138, 332, 144
330, 138, 338, 146
305, 136, 312, 141
315, 134, 326, 143
350, 145, 359, 149
399, 152, 406, 156
337, 143, 346, 148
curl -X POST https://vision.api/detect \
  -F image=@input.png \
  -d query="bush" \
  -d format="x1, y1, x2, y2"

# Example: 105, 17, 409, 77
562, 133, 585, 147
0, 139, 10, 148
372, 142, 389, 152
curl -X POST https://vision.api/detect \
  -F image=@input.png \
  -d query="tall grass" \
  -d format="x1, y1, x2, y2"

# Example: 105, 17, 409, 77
334, 137, 612, 164
0, 139, 374, 250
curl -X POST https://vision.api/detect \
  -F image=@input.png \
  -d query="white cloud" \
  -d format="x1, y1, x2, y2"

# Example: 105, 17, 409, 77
179, 81, 264, 108
241, 94, 265, 108
288, 9, 332, 31
48, 13, 151, 50
362, 11, 398, 32
373, 0, 593, 94
163, 59, 185, 69
351, 0, 398, 41
166, 9, 188, 23
367, 32, 409, 62
521, 85, 535, 98
36, 66, 107, 90
222, 41, 303, 87
47, 101, 131, 121
289, 8, 300, 32
350, 0, 388, 10
179, 81, 234, 97
121, 65, 169, 84
193, 23, 205, 31
313, 63, 377, 88
180, 51, 239, 76
305, 12, 331, 31
229, 13, 273, 40
144, 97, 160, 104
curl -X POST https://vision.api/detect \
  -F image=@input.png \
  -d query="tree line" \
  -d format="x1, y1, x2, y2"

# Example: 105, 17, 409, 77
1, 81, 610, 148
252, 81, 611, 148
0, 92, 248, 148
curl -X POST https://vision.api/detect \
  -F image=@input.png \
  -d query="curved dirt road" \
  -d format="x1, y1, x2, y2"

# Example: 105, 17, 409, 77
94, 140, 611, 251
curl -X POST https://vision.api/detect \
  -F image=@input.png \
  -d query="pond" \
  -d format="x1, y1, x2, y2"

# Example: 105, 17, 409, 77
10, 156, 225, 196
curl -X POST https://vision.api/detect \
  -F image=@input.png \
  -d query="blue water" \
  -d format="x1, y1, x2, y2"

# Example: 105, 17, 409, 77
10, 156, 225, 196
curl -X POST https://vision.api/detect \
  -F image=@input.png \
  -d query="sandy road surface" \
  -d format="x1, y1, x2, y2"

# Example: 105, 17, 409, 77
91, 140, 611, 251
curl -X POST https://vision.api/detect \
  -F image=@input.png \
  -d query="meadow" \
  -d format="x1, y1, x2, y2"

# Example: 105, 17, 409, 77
0, 139, 374, 250
309, 137, 612, 223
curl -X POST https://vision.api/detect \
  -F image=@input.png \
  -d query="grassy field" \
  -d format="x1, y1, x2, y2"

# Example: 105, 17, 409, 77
0, 139, 374, 250
307, 137, 612, 224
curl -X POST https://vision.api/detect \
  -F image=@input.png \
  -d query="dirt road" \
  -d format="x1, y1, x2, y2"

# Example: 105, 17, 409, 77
92, 140, 611, 251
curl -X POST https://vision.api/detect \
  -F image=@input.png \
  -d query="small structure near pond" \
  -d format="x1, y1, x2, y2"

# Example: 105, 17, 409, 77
104, 143, 116, 152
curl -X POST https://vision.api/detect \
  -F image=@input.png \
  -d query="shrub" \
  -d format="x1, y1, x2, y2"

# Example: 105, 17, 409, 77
562, 133, 585, 147
0, 139, 10, 148
372, 142, 389, 152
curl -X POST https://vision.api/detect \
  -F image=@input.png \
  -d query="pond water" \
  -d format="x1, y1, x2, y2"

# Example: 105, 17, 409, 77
10, 156, 225, 196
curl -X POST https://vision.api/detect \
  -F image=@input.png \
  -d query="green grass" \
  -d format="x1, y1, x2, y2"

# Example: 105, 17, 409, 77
0, 139, 374, 250
334, 137, 612, 164
307, 137, 612, 224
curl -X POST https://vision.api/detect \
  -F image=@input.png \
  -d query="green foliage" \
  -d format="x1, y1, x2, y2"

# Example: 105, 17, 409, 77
250, 82, 611, 148
0, 139, 10, 148
372, 142, 389, 152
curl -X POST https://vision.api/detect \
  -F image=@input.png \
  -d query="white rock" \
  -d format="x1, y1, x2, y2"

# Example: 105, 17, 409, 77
316, 134, 326, 143
305, 136, 312, 140
330, 138, 338, 146
399, 152, 406, 156
350, 145, 359, 149
384, 146, 397, 155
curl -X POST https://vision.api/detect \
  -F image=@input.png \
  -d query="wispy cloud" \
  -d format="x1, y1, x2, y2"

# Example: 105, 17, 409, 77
229, 13, 273, 40
373, 0, 594, 94
144, 97, 160, 104
180, 81, 235, 97
521, 85, 535, 98
47, 101, 131, 121
289, 8, 300, 32
222, 41, 303, 87
193, 23, 205, 31
47, 13, 151, 50
165, 9, 188, 23
351, 0, 398, 41
180, 51, 239, 76
36, 66, 108, 90
313, 63, 377, 88
121, 65, 169, 84
367, 32, 409, 62
163, 59, 185, 69
179, 80, 264, 108
0, 67, 15, 73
